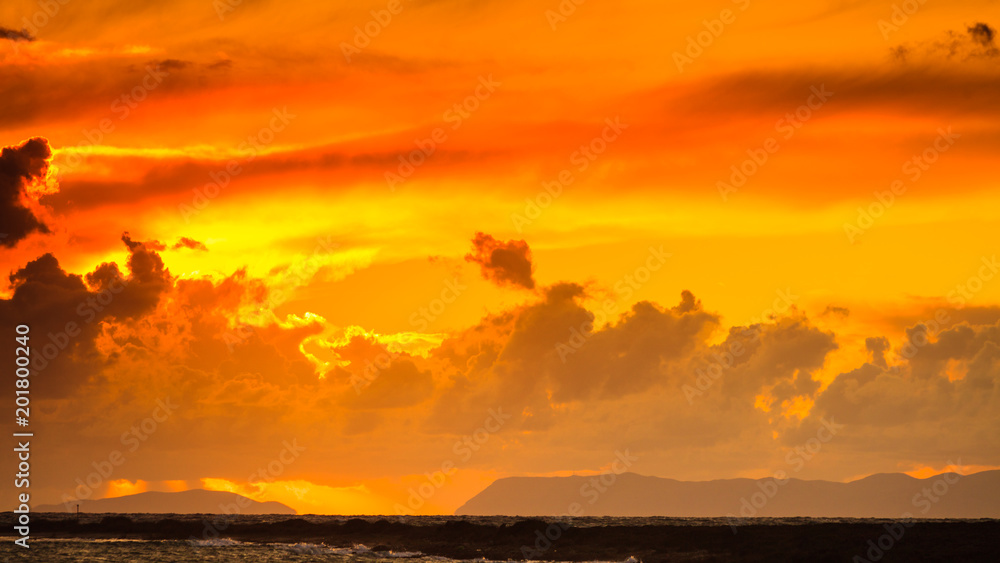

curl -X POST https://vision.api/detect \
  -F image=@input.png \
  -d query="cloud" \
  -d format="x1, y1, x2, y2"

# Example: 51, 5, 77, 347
968, 23, 996, 48
149, 58, 191, 71
866, 336, 890, 369
804, 317, 1000, 470
0, 234, 172, 397
206, 59, 233, 71
3, 223, 998, 504
822, 305, 850, 318
894, 22, 1000, 62
329, 334, 435, 410
0, 27, 34, 42
938, 22, 999, 58
0, 53, 214, 131
0, 138, 53, 247
418, 285, 843, 474
464, 232, 535, 290
172, 237, 208, 251
424, 287, 725, 429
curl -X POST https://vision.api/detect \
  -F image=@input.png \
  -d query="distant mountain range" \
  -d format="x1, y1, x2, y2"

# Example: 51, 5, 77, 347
35, 489, 296, 514
455, 470, 1000, 518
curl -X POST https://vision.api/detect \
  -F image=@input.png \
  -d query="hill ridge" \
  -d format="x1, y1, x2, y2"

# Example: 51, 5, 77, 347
455, 469, 1000, 518
35, 488, 296, 515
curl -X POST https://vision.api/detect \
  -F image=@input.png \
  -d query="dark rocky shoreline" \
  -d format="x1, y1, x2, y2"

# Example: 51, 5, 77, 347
11, 514, 1000, 562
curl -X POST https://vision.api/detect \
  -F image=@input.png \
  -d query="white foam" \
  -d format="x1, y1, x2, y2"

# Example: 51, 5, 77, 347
324, 543, 376, 555
283, 542, 332, 554
188, 538, 243, 547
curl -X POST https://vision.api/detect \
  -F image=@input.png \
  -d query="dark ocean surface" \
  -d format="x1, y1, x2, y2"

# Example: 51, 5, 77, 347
3, 514, 998, 562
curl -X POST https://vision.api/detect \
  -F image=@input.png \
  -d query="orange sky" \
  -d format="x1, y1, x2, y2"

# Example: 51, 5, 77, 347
1, 0, 999, 515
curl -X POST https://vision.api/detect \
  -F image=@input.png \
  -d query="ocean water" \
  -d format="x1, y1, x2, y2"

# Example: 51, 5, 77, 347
2, 514, 646, 562
0, 537, 450, 562
7, 512, 975, 527
2, 514, 995, 562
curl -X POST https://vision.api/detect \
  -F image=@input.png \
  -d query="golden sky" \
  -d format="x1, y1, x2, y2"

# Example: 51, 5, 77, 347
1, 0, 999, 515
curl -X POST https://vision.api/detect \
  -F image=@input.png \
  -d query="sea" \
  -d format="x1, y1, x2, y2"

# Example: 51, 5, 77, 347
1, 514, 995, 562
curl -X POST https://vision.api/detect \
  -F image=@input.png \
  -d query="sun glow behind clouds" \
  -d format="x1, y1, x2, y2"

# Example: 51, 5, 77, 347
199, 478, 397, 515
104, 479, 149, 498
4, 0, 1000, 515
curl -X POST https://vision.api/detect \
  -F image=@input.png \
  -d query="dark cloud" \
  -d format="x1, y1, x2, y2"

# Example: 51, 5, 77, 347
150, 59, 192, 71
968, 22, 996, 47
119, 233, 171, 314
0, 56, 204, 130
172, 237, 208, 251
144, 236, 208, 251
7, 221, 998, 492
1, 236, 172, 397
27, 57, 999, 212
207, 59, 233, 71
329, 335, 434, 410
805, 318, 1000, 467
424, 286, 724, 434
866, 336, 890, 369
890, 45, 909, 62
550, 291, 721, 402
895, 22, 1000, 61
422, 284, 844, 448
1, 253, 102, 397
0, 27, 34, 41
465, 232, 535, 290
704, 314, 836, 404
822, 305, 850, 318
0, 138, 52, 247
40, 147, 417, 211
350, 358, 434, 408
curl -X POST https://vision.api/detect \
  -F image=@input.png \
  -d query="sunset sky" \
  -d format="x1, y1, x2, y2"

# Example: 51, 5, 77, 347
2, 0, 999, 515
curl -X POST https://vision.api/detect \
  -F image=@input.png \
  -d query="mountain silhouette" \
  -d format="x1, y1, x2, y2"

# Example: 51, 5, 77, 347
455, 470, 1000, 518
34, 489, 296, 514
